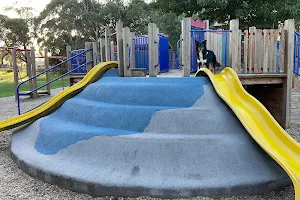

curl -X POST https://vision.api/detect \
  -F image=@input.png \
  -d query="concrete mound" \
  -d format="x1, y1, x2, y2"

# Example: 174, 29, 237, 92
11, 69, 291, 198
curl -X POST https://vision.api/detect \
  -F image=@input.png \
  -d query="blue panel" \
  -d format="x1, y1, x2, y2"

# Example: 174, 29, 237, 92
135, 36, 149, 73
71, 50, 87, 74
159, 36, 169, 72
135, 35, 169, 74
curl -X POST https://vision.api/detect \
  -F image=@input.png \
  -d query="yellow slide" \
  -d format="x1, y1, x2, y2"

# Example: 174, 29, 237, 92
0, 61, 118, 132
197, 67, 300, 199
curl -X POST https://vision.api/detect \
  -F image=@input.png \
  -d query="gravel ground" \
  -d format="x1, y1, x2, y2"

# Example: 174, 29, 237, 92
0, 87, 298, 200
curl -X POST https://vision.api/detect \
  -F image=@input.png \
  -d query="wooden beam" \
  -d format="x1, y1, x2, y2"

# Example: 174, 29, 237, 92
25, 51, 32, 91
66, 46, 71, 72
181, 18, 191, 77
105, 28, 111, 61
100, 38, 105, 62
279, 30, 286, 73
248, 26, 256, 73
85, 42, 93, 72
148, 23, 157, 77
239, 77, 284, 85
230, 19, 240, 73
116, 21, 124, 76
269, 29, 277, 73
92, 42, 99, 66
31, 47, 38, 99
110, 41, 115, 61
44, 48, 51, 95
123, 27, 130, 77
262, 29, 270, 73
130, 32, 135, 70
12, 49, 18, 100
237, 30, 242, 72
282, 19, 295, 128
243, 30, 249, 73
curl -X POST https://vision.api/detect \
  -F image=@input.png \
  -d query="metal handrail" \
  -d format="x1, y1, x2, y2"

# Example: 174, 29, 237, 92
17, 48, 92, 114
17, 60, 93, 115
154, 40, 160, 68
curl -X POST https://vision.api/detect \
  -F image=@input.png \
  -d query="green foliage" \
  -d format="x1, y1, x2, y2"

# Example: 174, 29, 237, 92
149, 11, 183, 48
3, 18, 30, 47
153, 0, 300, 29
35, 0, 151, 59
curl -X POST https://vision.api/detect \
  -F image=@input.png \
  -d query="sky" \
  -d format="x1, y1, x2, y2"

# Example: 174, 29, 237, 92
0, 0, 51, 18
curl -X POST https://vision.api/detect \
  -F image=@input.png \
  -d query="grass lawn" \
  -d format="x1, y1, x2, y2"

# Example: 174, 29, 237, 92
0, 70, 69, 98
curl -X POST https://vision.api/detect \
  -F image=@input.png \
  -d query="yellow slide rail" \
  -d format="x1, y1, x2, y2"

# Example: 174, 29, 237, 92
0, 62, 118, 132
197, 67, 300, 199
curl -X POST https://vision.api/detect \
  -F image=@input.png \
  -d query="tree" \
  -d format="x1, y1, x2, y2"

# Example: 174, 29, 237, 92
35, 0, 152, 57
149, 11, 182, 48
152, 0, 300, 29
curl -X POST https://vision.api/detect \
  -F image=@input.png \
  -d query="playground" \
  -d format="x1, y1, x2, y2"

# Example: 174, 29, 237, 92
2, 1, 300, 199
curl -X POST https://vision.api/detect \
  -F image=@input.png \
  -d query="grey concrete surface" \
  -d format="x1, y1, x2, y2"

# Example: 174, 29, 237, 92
11, 80, 291, 198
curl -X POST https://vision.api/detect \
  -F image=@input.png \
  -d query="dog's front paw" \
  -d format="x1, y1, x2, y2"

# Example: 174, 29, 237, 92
197, 59, 201, 63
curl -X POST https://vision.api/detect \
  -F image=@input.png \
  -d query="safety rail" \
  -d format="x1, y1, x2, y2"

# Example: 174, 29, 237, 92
17, 48, 92, 115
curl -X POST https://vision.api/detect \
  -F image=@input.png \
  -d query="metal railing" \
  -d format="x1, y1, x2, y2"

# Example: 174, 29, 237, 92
17, 48, 93, 115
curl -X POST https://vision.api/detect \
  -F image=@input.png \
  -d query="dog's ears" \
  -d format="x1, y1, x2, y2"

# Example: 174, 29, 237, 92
201, 40, 207, 44
195, 40, 200, 46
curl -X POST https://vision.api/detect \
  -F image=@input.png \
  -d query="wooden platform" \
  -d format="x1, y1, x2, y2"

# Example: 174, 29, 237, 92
238, 74, 287, 85
69, 74, 86, 86
21, 90, 50, 96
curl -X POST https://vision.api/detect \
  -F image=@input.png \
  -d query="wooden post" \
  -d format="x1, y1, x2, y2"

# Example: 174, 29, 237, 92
25, 51, 31, 76
181, 18, 191, 77
269, 30, 277, 73
248, 26, 256, 73
254, 29, 262, 73
44, 48, 51, 95
229, 19, 240, 73
85, 42, 93, 72
12, 49, 18, 100
25, 51, 33, 91
123, 27, 130, 77
282, 19, 295, 128
92, 42, 99, 66
110, 41, 115, 61
130, 32, 135, 69
244, 30, 249, 73
66, 46, 72, 72
116, 21, 124, 76
238, 30, 242, 72
100, 38, 105, 62
31, 47, 38, 99
148, 23, 157, 77
263, 29, 270, 73
279, 29, 286, 73
105, 28, 111, 61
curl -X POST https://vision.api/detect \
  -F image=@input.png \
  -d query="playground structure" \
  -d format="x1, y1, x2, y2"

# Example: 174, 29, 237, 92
66, 18, 294, 129
180, 19, 294, 129
2, 18, 300, 199
67, 22, 170, 85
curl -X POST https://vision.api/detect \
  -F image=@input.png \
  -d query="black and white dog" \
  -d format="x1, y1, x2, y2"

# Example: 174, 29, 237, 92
195, 40, 221, 73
